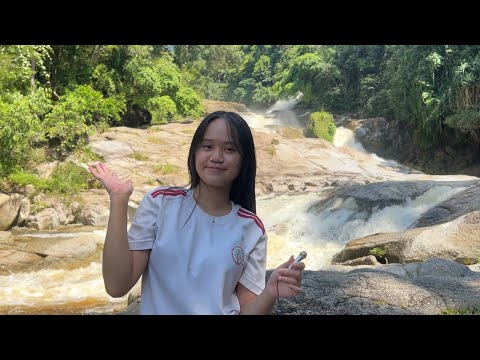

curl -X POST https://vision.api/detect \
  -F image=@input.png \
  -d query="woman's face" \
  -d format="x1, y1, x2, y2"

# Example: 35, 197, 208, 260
195, 117, 242, 190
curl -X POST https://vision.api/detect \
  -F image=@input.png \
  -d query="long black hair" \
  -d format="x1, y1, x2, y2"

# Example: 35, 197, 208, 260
187, 111, 257, 213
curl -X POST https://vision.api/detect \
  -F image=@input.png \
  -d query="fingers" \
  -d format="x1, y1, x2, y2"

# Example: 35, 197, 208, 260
277, 274, 298, 286
88, 162, 132, 185
280, 254, 307, 270
88, 162, 101, 173
274, 262, 305, 298
96, 162, 110, 175
277, 277, 304, 298
289, 261, 305, 271
278, 267, 303, 283
286, 285, 304, 295
279, 255, 295, 269
88, 162, 112, 177
88, 164, 100, 179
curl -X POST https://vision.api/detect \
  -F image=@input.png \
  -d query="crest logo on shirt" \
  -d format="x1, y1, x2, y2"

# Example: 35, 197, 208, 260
231, 246, 245, 265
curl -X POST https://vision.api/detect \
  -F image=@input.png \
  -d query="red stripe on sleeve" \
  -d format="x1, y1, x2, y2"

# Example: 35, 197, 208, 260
237, 209, 265, 235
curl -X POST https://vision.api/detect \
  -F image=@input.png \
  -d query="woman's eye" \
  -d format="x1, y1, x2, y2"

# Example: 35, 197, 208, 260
225, 147, 236, 152
201, 144, 211, 150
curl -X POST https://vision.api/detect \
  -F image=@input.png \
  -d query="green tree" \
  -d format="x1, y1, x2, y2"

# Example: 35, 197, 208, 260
0, 88, 51, 176
0, 45, 52, 93
333, 45, 386, 113
279, 48, 341, 110
174, 45, 243, 99
43, 85, 125, 154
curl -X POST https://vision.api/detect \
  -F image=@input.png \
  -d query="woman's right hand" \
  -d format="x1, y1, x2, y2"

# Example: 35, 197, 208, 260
88, 162, 133, 198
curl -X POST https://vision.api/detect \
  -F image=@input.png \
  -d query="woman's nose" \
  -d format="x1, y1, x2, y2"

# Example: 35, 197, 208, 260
210, 148, 224, 162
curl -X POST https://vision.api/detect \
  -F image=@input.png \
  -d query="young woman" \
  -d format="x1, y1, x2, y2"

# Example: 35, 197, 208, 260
89, 111, 305, 314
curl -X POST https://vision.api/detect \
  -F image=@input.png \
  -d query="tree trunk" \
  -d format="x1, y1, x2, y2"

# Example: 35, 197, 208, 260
30, 57, 36, 92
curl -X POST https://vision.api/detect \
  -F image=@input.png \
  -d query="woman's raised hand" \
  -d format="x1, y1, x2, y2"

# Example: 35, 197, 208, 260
88, 162, 133, 198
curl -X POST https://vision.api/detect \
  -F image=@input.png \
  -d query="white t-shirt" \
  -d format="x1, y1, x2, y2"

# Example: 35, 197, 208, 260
128, 186, 267, 315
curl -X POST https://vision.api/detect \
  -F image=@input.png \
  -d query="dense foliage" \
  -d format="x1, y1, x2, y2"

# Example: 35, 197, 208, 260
0, 45, 204, 177
2, 44, 480, 181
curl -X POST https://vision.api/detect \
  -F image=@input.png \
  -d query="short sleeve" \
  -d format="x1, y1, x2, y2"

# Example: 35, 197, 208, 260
128, 193, 160, 250
239, 234, 267, 295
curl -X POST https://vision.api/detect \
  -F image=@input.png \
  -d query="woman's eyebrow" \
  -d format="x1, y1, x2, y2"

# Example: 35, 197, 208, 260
202, 138, 235, 145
